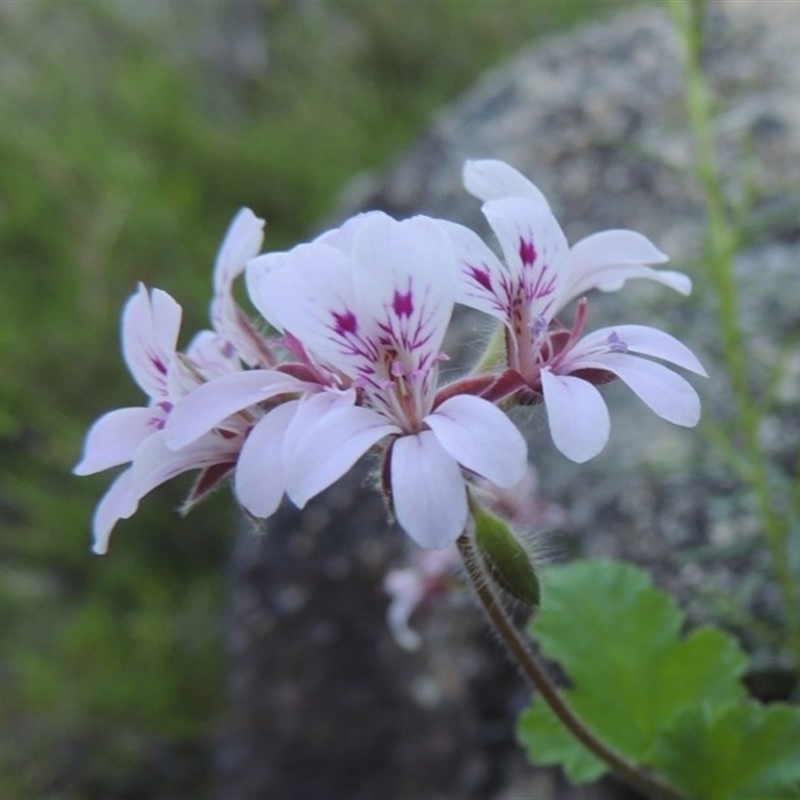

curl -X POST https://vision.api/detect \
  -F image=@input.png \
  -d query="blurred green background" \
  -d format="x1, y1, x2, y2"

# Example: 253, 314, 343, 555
0, 1, 631, 796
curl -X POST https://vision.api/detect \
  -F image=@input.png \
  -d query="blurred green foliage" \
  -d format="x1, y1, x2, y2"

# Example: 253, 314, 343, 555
0, 0, 630, 796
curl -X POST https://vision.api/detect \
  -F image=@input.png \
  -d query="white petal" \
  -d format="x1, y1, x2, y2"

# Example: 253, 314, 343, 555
245, 250, 293, 330
247, 241, 364, 373
234, 401, 299, 518
564, 230, 689, 306
283, 400, 399, 508
540, 369, 611, 463
424, 395, 527, 488
390, 431, 468, 549
122, 284, 182, 398
482, 196, 570, 320
436, 218, 510, 321
352, 214, 457, 369
463, 159, 551, 207
214, 208, 265, 293
91, 468, 139, 555
165, 370, 308, 449
185, 330, 241, 378
572, 353, 702, 428
74, 406, 158, 475
314, 210, 382, 254
131, 431, 238, 504
570, 325, 708, 376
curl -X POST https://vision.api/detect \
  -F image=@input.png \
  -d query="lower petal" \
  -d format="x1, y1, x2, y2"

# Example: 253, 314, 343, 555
283, 402, 399, 508
541, 369, 611, 463
74, 406, 156, 475
92, 468, 139, 555
390, 431, 468, 549
580, 353, 702, 428
234, 401, 299, 518
424, 395, 527, 488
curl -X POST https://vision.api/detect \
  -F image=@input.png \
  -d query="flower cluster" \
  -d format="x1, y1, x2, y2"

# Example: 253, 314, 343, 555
75, 160, 706, 554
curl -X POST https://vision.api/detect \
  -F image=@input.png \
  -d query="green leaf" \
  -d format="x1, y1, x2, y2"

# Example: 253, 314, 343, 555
517, 700, 606, 784
655, 701, 800, 799
517, 559, 750, 784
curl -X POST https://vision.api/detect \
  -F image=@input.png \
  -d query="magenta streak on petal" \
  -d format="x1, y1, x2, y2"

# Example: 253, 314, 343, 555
519, 237, 537, 267
148, 414, 166, 431
332, 309, 358, 335
392, 289, 414, 318
468, 264, 493, 292
377, 278, 439, 357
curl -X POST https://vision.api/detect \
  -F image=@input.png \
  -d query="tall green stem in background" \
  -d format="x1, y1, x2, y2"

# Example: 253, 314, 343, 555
665, 0, 800, 670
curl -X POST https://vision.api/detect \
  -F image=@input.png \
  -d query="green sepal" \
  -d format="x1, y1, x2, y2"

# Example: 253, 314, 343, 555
472, 502, 540, 607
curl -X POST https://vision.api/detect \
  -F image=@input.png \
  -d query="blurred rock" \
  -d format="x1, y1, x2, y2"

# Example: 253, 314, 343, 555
219, 2, 800, 798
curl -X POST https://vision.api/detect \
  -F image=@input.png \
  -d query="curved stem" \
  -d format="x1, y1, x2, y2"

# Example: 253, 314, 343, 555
456, 533, 688, 800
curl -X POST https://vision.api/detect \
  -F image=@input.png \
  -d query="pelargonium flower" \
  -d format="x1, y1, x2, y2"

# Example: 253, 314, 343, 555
439, 160, 707, 462
74, 208, 275, 553
73, 285, 240, 553
244, 211, 529, 549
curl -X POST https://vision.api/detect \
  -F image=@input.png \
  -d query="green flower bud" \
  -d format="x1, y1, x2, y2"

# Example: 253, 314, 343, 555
472, 502, 540, 607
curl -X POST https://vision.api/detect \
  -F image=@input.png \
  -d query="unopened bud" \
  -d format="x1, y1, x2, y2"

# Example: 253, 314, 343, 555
472, 502, 540, 607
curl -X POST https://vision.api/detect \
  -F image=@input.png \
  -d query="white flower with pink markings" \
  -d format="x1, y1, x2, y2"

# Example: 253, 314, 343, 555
245, 211, 528, 549
440, 159, 707, 463
74, 208, 276, 553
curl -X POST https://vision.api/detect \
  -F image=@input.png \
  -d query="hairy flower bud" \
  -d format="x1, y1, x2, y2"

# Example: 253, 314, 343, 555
472, 501, 540, 607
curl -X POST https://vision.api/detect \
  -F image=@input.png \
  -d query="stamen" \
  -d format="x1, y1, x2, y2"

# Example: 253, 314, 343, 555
607, 331, 628, 353
531, 314, 548, 339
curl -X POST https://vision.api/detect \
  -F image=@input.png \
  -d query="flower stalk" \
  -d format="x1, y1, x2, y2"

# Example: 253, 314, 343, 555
456, 530, 688, 800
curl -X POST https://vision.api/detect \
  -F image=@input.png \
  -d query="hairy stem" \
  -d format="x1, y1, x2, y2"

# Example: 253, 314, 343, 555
456, 532, 688, 800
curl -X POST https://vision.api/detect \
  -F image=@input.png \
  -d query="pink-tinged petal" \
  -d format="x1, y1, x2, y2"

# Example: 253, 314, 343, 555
436, 218, 510, 321
248, 242, 364, 373
390, 431, 468, 549
569, 325, 708, 376
463, 159, 550, 207
184, 330, 241, 378
352, 214, 457, 370
234, 400, 299, 518
540, 369, 610, 463
74, 406, 161, 475
572, 353, 702, 428
165, 369, 309, 450
563, 230, 689, 307
213, 208, 265, 294
91, 468, 139, 555
122, 284, 182, 398
283, 400, 399, 508
424, 395, 527, 489
482, 197, 569, 322
131, 431, 238, 507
